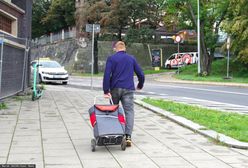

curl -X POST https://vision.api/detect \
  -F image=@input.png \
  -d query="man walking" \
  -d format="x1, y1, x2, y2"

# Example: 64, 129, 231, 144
103, 41, 145, 147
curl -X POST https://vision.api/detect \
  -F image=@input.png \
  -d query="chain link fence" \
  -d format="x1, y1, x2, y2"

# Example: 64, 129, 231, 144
0, 34, 31, 100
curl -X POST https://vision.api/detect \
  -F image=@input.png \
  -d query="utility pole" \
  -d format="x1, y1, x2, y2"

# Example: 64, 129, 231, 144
197, 0, 201, 74
175, 35, 181, 74
225, 36, 231, 79
86, 24, 100, 90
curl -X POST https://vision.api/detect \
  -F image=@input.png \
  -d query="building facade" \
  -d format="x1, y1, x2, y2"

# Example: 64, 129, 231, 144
0, 0, 33, 100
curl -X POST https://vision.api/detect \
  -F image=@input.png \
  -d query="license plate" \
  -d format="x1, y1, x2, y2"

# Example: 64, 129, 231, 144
53, 75, 61, 78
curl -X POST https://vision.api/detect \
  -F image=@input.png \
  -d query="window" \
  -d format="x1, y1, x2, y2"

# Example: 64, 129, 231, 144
0, 14, 12, 34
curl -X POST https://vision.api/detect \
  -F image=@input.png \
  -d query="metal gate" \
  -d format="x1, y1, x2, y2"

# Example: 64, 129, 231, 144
0, 34, 30, 99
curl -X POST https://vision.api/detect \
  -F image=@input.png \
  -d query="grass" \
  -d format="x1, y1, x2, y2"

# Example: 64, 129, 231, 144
143, 98, 248, 142
0, 102, 7, 110
175, 59, 248, 83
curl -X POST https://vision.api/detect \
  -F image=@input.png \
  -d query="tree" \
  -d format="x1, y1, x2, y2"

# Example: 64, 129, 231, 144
77, 0, 165, 41
32, 0, 51, 38
222, 0, 248, 65
42, 0, 75, 32
164, 0, 229, 75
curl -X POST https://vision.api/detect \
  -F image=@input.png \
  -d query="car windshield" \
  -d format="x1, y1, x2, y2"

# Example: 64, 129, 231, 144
39, 61, 61, 68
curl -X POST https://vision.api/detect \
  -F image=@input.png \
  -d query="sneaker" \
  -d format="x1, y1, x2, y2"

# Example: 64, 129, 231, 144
126, 135, 132, 147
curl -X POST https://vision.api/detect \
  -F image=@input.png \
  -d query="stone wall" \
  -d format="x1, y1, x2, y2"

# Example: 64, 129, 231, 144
31, 39, 197, 73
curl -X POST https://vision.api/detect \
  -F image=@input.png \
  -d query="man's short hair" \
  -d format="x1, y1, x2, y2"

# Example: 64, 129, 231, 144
115, 41, 126, 51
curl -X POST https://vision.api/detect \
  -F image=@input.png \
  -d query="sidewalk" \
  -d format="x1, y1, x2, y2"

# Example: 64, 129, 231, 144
0, 85, 248, 168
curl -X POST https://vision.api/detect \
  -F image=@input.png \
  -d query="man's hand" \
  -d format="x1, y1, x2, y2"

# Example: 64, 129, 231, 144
104, 93, 112, 98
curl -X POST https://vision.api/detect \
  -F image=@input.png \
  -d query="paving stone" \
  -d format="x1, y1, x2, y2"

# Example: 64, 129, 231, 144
179, 152, 216, 161
116, 154, 159, 168
142, 148, 179, 157
216, 155, 248, 164
7, 153, 43, 163
44, 156, 81, 165
232, 148, 248, 156
1, 88, 247, 168
189, 160, 232, 168
9, 146, 42, 154
229, 163, 248, 168
0, 157, 6, 163
151, 156, 194, 167
45, 165, 82, 168
43, 149, 77, 157
82, 158, 120, 168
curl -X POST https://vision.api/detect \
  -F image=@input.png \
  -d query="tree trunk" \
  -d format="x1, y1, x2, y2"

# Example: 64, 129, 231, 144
118, 26, 122, 40
93, 34, 99, 74
200, 21, 211, 75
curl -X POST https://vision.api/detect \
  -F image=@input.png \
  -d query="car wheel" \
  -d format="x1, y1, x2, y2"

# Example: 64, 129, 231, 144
166, 64, 171, 69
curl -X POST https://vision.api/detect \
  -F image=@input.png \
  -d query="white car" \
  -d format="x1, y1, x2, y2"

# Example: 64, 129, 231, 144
165, 52, 198, 69
31, 59, 69, 84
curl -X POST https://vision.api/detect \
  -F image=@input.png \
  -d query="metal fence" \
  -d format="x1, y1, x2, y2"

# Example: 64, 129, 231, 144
0, 34, 31, 100
32, 28, 76, 46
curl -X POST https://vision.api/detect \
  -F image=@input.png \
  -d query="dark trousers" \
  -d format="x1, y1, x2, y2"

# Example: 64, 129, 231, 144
111, 88, 134, 136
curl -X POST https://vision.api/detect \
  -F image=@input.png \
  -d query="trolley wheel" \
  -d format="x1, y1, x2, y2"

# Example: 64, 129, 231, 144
121, 137, 126, 151
91, 139, 96, 152
32, 92, 35, 101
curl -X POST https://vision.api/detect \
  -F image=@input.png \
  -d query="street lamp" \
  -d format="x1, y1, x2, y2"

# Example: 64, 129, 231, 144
197, 0, 201, 74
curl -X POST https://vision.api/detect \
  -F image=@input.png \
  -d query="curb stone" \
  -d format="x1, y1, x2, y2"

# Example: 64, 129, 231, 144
134, 98, 248, 150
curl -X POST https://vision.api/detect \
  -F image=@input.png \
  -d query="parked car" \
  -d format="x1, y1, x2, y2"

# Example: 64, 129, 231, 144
165, 52, 198, 69
31, 58, 69, 84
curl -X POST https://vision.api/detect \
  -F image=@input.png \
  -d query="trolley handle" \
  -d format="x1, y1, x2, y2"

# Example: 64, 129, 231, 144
94, 95, 114, 105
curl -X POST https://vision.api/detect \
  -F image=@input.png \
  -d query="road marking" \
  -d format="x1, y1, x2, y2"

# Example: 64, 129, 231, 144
159, 93, 168, 96
146, 91, 156, 94
146, 83, 248, 96
140, 93, 248, 115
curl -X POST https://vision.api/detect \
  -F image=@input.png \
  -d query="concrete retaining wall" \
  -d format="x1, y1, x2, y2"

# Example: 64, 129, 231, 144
31, 39, 197, 73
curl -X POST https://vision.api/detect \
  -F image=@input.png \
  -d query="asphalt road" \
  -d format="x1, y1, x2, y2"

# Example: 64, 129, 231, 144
68, 76, 248, 107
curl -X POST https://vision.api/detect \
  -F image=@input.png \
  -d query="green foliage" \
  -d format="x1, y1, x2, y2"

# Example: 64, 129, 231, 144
124, 27, 154, 43
177, 59, 248, 83
79, 0, 165, 40
143, 98, 248, 142
163, 0, 230, 74
42, 0, 75, 32
0, 102, 7, 110
32, 0, 75, 38
223, 0, 248, 64
32, 0, 51, 38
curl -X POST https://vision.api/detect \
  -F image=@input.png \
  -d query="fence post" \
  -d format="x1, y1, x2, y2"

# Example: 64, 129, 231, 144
62, 29, 65, 40
50, 32, 53, 43
0, 36, 4, 98
22, 38, 29, 91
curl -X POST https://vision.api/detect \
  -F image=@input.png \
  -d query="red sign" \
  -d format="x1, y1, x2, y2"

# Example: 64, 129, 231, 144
175, 35, 181, 43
